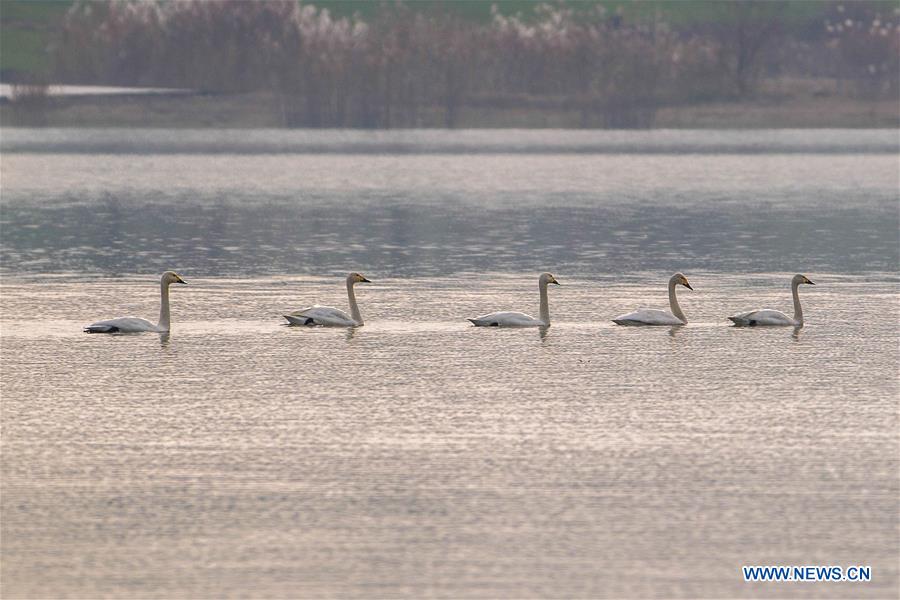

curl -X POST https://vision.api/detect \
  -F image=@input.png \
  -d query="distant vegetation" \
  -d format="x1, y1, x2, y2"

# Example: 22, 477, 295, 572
0, 1, 70, 77
3, 1, 898, 128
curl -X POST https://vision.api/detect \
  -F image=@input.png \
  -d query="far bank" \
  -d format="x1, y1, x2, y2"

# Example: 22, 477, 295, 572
2, 78, 897, 129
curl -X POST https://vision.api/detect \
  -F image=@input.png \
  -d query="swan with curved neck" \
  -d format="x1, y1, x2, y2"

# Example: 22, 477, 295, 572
613, 273, 693, 326
84, 271, 187, 333
468, 273, 560, 327
728, 274, 815, 326
284, 272, 371, 327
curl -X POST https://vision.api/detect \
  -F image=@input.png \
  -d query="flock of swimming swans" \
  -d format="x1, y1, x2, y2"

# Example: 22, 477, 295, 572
84, 270, 816, 334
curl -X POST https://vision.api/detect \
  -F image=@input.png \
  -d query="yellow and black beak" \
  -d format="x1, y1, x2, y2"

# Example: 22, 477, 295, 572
551, 279, 561, 286
176, 276, 187, 285
683, 281, 693, 290
360, 276, 372, 283
806, 279, 815, 285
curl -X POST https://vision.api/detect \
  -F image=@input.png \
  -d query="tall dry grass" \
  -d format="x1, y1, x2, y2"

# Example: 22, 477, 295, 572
51, 1, 900, 128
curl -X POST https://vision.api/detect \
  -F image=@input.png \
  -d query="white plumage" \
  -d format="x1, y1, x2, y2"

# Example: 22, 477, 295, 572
85, 271, 187, 334
469, 273, 560, 327
284, 272, 371, 327
728, 274, 815, 327
613, 273, 693, 326
468, 310, 544, 327
612, 308, 686, 326
284, 305, 359, 327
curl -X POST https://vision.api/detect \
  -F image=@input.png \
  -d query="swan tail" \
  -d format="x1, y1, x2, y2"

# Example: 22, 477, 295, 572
612, 319, 636, 326
284, 315, 314, 326
468, 318, 499, 327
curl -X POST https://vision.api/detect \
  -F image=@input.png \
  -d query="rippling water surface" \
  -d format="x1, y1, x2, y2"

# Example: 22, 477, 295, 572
1, 129, 898, 598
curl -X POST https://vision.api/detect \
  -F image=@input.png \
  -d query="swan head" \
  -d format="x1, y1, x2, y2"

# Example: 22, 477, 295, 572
540, 272, 560, 286
672, 272, 693, 290
793, 274, 815, 286
348, 272, 371, 284
161, 271, 187, 285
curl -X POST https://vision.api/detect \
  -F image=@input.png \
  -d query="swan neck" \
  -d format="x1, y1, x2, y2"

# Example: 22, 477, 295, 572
539, 280, 550, 325
668, 278, 686, 323
158, 281, 171, 331
347, 280, 362, 324
791, 280, 803, 324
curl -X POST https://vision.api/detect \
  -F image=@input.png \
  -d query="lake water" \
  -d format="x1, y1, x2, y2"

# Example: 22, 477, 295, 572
1, 129, 898, 598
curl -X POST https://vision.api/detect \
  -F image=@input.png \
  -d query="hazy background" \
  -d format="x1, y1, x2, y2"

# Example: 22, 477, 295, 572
2, 2, 899, 599
1, 0, 898, 128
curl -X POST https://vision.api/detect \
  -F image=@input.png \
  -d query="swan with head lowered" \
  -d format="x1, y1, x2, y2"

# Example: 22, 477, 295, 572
84, 271, 187, 333
284, 272, 371, 327
728, 274, 815, 326
468, 272, 560, 327
613, 273, 693, 326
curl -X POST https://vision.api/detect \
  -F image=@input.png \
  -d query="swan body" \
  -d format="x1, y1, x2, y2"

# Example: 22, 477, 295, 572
728, 309, 797, 326
468, 311, 545, 327
469, 273, 560, 327
284, 305, 359, 327
729, 274, 814, 327
284, 272, 370, 327
85, 271, 187, 333
613, 308, 685, 326
85, 316, 165, 333
613, 273, 693, 326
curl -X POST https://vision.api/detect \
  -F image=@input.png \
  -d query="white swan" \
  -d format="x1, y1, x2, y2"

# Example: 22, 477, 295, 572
284, 272, 371, 327
469, 272, 560, 327
728, 274, 815, 327
613, 272, 693, 326
84, 271, 187, 333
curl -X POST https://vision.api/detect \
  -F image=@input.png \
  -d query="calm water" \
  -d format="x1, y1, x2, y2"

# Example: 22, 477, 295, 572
1, 129, 898, 598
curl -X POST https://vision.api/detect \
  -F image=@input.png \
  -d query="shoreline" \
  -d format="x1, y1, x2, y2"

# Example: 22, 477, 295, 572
1, 84, 897, 130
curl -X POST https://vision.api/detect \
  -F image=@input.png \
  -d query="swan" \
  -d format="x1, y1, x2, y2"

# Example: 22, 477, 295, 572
84, 271, 187, 333
728, 274, 815, 326
613, 273, 693, 326
468, 272, 560, 327
284, 272, 371, 327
